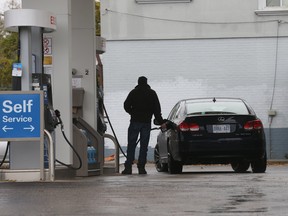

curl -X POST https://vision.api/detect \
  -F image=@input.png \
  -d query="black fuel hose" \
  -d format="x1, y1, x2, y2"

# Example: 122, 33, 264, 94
103, 104, 127, 158
0, 141, 10, 167
55, 110, 82, 170
103, 104, 162, 159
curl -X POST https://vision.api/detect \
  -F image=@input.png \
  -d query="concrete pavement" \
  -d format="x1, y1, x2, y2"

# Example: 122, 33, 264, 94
0, 163, 288, 216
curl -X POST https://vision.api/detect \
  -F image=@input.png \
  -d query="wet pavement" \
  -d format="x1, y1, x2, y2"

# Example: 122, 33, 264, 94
0, 163, 288, 216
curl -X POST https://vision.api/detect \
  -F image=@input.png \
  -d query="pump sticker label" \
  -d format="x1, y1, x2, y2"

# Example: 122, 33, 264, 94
12, 63, 22, 77
0, 92, 43, 140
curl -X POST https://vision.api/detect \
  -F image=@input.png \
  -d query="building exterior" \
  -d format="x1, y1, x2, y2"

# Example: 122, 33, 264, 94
101, 0, 288, 159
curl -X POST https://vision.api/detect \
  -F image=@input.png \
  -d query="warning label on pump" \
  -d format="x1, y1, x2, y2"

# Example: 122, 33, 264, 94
43, 37, 52, 55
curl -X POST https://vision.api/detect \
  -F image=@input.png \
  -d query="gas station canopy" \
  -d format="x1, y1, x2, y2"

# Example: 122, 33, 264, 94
4, 9, 56, 33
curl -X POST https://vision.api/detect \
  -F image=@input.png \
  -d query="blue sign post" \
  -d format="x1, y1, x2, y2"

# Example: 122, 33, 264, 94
0, 91, 44, 141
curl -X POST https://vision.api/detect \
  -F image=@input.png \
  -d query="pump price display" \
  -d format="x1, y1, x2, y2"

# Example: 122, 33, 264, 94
0, 91, 43, 141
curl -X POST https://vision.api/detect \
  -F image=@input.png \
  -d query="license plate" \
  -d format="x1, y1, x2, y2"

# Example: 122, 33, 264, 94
213, 124, 230, 133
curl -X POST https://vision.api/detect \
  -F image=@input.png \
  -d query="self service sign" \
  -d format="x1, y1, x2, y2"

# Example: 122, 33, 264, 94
0, 91, 44, 141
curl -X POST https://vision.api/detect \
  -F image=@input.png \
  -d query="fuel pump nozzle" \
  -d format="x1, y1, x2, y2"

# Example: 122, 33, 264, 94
153, 119, 177, 132
54, 109, 63, 129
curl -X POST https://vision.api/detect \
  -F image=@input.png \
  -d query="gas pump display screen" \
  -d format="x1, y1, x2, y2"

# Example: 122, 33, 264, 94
0, 91, 43, 141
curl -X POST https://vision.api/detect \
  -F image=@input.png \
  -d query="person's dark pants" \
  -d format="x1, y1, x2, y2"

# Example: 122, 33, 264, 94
125, 121, 151, 167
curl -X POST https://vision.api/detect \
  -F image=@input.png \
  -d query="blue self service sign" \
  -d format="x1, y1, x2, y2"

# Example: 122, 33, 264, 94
0, 91, 44, 141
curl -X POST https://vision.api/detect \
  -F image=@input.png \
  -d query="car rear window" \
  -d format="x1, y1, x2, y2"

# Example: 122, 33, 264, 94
185, 100, 250, 115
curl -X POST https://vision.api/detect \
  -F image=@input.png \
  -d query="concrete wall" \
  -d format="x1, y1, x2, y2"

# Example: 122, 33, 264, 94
101, 0, 288, 40
100, 0, 288, 159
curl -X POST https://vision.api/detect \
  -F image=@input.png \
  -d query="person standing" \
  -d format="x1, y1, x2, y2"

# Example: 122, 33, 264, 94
122, 76, 166, 175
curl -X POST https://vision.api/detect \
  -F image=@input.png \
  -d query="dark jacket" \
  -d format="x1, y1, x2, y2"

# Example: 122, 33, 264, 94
124, 83, 164, 124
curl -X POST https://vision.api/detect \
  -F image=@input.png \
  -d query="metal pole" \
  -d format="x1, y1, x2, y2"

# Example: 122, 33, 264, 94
44, 129, 55, 181
103, 133, 119, 173
19, 26, 32, 91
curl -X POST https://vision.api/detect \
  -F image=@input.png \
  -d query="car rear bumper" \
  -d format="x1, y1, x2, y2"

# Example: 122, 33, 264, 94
175, 137, 266, 164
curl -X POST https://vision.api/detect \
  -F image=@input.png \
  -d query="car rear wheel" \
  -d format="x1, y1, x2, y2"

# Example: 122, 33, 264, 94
154, 144, 168, 172
168, 153, 183, 174
251, 153, 267, 173
231, 160, 250, 173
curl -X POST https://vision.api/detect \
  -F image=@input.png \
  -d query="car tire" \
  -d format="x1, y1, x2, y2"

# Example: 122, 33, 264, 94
154, 144, 168, 172
231, 160, 250, 173
251, 152, 267, 173
168, 153, 183, 174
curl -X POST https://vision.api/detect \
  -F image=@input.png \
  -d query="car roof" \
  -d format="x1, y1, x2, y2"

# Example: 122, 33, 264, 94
179, 97, 245, 103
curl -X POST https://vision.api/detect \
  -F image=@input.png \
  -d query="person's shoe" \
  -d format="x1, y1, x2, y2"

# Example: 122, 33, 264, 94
137, 165, 147, 175
121, 168, 132, 175
121, 164, 132, 175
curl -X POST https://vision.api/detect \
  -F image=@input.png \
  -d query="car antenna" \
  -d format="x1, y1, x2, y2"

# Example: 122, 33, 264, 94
213, 97, 216, 103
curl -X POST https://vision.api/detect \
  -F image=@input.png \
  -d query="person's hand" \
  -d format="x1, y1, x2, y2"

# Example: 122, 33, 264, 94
160, 123, 167, 129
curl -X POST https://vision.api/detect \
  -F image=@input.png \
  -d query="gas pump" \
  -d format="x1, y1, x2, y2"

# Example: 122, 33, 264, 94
3, 7, 106, 181
3, 9, 57, 181
72, 87, 104, 176
32, 74, 58, 131
32, 74, 58, 168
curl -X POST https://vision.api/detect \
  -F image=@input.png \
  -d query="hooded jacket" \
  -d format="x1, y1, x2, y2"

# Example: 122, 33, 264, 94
124, 83, 164, 124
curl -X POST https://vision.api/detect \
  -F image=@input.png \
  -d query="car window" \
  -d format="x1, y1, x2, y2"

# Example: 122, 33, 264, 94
185, 100, 250, 115
175, 102, 185, 119
168, 102, 180, 120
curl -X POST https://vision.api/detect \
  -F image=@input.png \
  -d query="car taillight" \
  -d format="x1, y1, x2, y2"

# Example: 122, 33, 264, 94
179, 122, 200, 132
244, 120, 263, 130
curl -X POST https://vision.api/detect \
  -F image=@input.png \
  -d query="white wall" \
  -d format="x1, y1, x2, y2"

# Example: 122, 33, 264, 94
101, 0, 288, 159
101, 0, 288, 40
102, 37, 288, 159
